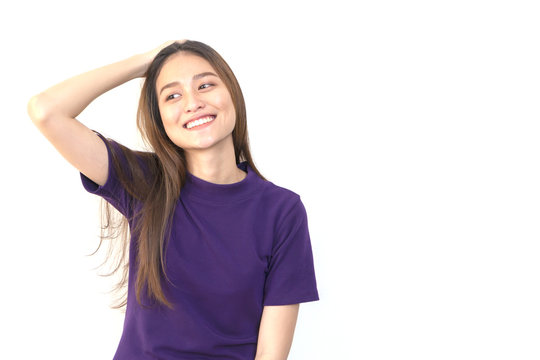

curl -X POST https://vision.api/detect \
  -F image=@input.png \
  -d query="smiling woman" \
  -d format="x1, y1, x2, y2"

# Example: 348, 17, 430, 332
155, 52, 238, 162
27, 40, 320, 360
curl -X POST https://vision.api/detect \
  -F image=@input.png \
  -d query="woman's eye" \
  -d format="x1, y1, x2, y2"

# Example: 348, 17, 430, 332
199, 83, 214, 90
166, 93, 180, 101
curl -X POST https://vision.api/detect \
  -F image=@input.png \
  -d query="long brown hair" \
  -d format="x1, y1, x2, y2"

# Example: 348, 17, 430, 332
92, 40, 266, 310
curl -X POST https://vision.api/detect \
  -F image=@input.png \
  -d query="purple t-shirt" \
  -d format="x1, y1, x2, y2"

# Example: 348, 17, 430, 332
79, 131, 320, 359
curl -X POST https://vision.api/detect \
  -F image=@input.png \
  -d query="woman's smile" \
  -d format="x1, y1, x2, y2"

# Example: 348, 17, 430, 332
184, 115, 216, 129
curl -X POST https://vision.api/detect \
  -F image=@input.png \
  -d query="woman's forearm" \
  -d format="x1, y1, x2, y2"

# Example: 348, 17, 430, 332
28, 52, 151, 123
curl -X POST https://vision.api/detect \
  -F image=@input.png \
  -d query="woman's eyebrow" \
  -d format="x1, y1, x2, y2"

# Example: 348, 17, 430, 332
159, 72, 218, 95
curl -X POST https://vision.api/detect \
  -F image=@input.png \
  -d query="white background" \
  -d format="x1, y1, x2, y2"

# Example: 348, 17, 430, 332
2, 0, 539, 359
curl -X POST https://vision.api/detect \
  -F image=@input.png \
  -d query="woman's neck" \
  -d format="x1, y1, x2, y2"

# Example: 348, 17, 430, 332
184, 139, 246, 185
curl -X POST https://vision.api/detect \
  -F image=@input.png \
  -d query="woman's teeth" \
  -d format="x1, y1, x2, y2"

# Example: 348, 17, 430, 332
186, 116, 215, 129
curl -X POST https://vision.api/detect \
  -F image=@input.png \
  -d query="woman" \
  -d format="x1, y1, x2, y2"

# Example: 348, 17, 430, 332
28, 40, 319, 360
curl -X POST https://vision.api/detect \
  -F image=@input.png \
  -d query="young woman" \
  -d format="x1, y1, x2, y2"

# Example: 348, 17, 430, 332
28, 40, 319, 360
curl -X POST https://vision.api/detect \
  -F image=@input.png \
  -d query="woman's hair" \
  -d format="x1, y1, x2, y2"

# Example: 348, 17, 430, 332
92, 40, 266, 310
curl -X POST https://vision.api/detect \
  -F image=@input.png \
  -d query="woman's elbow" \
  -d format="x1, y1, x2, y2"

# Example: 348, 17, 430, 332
27, 93, 56, 124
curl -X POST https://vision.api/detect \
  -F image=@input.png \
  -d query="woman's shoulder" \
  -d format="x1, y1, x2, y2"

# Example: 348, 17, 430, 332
91, 130, 159, 199
96, 132, 158, 177
259, 178, 302, 209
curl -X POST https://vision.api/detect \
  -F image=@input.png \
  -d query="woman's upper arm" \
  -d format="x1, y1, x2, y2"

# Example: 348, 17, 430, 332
30, 104, 109, 187
255, 304, 300, 360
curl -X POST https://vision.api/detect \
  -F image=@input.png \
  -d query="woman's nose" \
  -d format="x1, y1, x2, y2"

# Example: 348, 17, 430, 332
183, 91, 205, 113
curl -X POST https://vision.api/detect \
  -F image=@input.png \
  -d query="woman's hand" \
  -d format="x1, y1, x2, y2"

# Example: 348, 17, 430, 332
138, 39, 187, 75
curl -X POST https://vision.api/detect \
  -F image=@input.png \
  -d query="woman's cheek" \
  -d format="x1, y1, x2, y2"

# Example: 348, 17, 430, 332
212, 90, 231, 108
162, 106, 180, 126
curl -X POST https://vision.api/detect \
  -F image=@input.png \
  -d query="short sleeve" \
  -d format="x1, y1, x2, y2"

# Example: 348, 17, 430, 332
263, 196, 320, 306
79, 130, 134, 218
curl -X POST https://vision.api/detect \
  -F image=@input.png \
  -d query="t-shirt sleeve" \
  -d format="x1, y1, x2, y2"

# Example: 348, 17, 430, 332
263, 195, 320, 306
79, 130, 134, 218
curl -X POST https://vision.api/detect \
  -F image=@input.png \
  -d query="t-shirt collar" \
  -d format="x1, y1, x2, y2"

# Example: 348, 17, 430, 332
182, 161, 260, 203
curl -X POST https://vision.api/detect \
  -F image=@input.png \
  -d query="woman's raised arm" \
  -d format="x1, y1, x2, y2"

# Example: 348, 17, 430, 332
27, 41, 178, 187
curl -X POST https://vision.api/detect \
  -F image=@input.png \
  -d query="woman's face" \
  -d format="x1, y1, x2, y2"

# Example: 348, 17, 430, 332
155, 52, 236, 152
